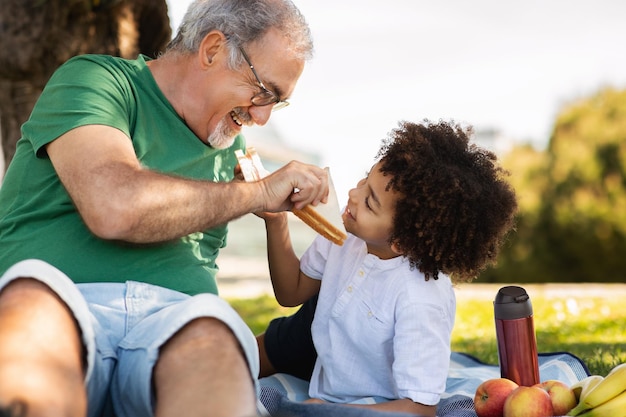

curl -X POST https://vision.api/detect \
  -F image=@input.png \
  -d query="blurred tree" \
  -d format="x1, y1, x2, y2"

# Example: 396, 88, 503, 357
480, 88, 626, 283
479, 144, 550, 282
0, 0, 171, 172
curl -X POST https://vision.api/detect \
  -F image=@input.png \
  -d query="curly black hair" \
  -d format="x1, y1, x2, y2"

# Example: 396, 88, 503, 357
377, 119, 517, 283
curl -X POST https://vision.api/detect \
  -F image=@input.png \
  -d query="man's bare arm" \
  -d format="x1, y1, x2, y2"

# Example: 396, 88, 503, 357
47, 125, 328, 243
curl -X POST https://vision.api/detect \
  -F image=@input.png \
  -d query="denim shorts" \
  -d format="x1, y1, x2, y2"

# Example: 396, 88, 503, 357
0, 259, 259, 417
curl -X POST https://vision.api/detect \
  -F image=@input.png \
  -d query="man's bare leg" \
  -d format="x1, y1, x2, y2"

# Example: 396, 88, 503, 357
154, 317, 256, 417
0, 278, 86, 417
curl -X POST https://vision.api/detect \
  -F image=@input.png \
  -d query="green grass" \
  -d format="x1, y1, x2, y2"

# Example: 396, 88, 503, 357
228, 291, 626, 377
450, 296, 626, 376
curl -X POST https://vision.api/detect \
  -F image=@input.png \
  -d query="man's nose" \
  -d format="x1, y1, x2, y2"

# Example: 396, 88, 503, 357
248, 105, 272, 126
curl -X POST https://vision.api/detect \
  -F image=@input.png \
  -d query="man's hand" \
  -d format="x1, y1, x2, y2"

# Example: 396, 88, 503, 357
259, 161, 329, 212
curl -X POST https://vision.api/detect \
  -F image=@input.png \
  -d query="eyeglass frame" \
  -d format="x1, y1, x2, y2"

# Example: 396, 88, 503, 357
239, 47, 290, 111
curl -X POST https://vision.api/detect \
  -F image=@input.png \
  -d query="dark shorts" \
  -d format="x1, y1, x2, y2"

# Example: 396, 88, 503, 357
264, 295, 319, 380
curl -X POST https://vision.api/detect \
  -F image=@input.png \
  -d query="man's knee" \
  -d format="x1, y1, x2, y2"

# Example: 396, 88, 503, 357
161, 317, 240, 352
0, 278, 87, 417
0, 277, 79, 335
0, 276, 86, 368
0, 277, 59, 302
156, 317, 247, 378
154, 316, 253, 389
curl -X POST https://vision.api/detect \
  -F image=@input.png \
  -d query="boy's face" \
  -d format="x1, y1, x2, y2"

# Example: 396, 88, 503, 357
342, 162, 402, 259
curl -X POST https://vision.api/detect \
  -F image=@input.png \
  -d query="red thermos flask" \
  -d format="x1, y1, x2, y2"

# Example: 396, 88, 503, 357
494, 286, 540, 386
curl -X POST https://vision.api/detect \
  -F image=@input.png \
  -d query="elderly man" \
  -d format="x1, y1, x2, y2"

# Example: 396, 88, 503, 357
0, 1, 322, 416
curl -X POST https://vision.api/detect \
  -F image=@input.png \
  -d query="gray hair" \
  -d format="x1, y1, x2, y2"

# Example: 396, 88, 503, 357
167, 0, 314, 68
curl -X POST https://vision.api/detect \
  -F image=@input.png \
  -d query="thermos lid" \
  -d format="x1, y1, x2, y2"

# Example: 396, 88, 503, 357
494, 285, 533, 319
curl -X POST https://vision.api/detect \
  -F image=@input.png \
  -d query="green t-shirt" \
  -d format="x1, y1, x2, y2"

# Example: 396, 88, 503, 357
0, 54, 245, 295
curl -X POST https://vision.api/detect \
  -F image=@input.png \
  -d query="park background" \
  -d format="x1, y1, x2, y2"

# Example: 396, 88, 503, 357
0, 0, 624, 374
165, 1, 626, 373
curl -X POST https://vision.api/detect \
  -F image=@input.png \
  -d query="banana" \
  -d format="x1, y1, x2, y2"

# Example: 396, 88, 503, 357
570, 375, 604, 402
568, 363, 626, 416
575, 389, 626, 417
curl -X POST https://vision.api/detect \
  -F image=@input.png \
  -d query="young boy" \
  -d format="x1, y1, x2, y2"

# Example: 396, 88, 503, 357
259, 120, 518, 416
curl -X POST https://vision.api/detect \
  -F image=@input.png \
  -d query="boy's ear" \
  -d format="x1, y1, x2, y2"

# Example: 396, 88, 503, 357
390, 241, 404, 255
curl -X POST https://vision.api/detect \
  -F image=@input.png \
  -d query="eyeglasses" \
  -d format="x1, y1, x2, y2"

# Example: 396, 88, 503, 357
239, 47, 290, 111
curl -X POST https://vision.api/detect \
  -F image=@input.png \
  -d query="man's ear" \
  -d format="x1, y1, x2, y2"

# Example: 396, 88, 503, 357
390, 241, 404, 256
198, 30, 227, 68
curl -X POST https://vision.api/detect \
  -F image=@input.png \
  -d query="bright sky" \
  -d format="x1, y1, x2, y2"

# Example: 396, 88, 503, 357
167, 0, 626, 198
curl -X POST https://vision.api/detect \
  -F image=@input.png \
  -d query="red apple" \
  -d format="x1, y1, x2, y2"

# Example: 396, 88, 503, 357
533, 380, 577, 415
474, 378, 519, 417
503, 386, 554, 417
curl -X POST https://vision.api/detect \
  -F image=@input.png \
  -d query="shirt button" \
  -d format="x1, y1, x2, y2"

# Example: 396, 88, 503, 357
368, 311, 373, 317
347, 286, 353, 293
358, 270, 364, 277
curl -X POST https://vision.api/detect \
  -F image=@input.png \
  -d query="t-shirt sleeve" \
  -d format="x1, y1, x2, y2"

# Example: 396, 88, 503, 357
300, 234, 333, 281
23, 55, 134, 157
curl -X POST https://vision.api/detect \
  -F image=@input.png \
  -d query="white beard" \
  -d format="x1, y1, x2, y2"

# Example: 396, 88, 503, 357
206, 119, 237, 149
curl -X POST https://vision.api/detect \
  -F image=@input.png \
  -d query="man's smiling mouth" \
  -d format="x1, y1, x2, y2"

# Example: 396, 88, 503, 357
230, 111, 243, 126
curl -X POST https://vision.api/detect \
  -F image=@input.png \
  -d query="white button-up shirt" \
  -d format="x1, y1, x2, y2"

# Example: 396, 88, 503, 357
302, 233, 456, 406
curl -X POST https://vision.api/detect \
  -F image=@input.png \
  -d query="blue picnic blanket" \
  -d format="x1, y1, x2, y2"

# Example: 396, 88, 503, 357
257, 351, 590, 417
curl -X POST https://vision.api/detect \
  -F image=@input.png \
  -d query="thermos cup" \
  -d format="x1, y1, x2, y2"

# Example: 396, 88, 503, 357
494, 285, 540, 386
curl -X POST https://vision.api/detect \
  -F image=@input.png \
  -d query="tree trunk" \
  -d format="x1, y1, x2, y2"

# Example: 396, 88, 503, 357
0, 0, 171, 172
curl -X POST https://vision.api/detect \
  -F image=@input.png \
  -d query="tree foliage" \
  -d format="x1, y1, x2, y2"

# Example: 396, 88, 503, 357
479, 88, 626, 283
